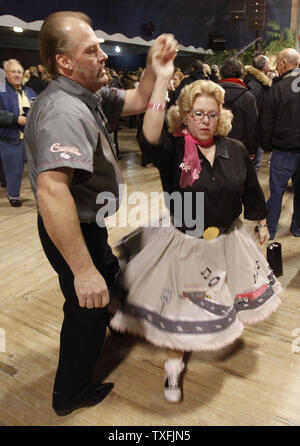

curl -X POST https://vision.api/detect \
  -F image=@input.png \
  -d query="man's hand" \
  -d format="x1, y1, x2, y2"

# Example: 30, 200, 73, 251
150, 47, 177, 81
74, 265, 109, 309
122, 34, 177, 115
18, 115, 27, 126
147, 34, 178, 77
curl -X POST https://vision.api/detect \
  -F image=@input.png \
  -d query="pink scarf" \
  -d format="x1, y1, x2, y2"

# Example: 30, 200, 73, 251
174, 130, 214, 188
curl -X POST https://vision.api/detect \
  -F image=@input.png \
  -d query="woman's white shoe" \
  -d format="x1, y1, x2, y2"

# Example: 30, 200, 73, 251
164, 359, 184, 403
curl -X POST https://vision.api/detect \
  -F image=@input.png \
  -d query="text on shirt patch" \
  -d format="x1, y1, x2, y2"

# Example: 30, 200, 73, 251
50, 143, 82, 158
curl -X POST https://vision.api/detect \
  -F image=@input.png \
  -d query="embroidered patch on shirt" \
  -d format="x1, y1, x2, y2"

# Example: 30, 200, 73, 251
50, 143, 82, 158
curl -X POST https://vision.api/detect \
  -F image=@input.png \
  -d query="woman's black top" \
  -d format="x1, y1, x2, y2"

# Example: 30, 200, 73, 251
138, 128, 267, 234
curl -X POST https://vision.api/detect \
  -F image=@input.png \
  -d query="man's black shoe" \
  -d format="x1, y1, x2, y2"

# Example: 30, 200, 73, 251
53, 382, 114, 416
8, 197, 22, 207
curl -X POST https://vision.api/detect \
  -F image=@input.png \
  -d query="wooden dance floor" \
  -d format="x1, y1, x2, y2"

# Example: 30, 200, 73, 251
0, 122, 300, 426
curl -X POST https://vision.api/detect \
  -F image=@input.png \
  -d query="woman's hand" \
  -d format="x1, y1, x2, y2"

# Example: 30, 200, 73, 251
148, 34, 178, 79
256, 221, 270, 245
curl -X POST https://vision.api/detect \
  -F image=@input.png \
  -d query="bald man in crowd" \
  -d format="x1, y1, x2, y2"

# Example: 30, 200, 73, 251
260, 48, 300, 239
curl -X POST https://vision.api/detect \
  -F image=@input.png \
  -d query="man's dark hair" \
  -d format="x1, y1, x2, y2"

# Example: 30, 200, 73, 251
191, 59, 204, 71
220, 58, 243, 79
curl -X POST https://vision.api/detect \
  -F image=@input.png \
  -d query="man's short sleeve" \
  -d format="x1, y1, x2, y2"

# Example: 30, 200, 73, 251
35, 109, 95, 184
98, 87, 125, 133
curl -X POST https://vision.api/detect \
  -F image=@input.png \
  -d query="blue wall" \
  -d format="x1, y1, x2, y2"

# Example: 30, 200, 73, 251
0, 0, 293, 50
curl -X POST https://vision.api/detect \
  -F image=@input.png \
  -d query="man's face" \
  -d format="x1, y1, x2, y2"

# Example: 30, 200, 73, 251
276, 57, 285, 76
264, 63, 269, 74
66, 21, 108, 92
5, 62, 24, 89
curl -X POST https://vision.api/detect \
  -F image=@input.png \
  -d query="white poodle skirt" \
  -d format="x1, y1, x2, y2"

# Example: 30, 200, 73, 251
109, 216, 281, 351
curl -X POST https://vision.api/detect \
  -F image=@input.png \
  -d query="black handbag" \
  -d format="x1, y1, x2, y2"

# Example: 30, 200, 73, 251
267, 242, 283, 277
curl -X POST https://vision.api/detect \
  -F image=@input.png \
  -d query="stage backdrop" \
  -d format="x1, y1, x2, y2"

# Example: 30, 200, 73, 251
0, 0, 292, 50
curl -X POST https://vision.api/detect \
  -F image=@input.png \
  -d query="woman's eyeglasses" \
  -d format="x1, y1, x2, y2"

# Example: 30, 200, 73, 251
189, 110, 220, 121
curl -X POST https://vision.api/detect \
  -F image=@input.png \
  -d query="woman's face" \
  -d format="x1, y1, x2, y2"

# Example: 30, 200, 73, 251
186, 95, 219, 141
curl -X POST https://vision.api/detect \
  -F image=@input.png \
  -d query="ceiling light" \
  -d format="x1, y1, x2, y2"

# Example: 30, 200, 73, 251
115, 46, 121, 53
98, 38, 105, 43
13, 27, 23, 33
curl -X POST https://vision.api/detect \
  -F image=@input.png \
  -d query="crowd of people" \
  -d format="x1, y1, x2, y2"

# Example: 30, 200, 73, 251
0, 53, 287, 207
133, 52, 300, 241
0, 10, 299, 416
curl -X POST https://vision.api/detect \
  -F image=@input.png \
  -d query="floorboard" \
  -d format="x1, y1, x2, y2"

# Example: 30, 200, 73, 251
0, 122, 300, 426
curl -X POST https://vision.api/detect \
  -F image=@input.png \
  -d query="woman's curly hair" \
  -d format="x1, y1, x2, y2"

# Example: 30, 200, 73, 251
167, 79, 233, 136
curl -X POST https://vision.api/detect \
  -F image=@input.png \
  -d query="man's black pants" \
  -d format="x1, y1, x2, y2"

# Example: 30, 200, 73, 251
37, 215, 119, 406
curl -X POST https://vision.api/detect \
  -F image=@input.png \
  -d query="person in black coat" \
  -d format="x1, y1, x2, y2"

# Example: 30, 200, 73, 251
244, 55, 272, 172
25, 66, 48, 95
210, 64, 220, 83
260, 48, 300, 239
244, 55, 271, 111
110, 78, 281, 404
168, 59, 207, 107
219, 58, 259, 161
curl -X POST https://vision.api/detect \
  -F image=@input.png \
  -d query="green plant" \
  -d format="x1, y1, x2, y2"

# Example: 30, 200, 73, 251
263, 20, 296, 57
205, 50, 231, 66
205, 45, 256, 67
205, 20, 296, 69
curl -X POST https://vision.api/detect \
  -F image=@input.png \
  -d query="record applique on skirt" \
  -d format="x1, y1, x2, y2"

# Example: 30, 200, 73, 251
109, 215, 281, 351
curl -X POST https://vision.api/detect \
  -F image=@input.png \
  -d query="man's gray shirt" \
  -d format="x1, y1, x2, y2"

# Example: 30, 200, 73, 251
24, 76, 126, 222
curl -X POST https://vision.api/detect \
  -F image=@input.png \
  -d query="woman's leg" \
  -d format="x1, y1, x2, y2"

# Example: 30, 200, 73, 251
164, 349, 185, 402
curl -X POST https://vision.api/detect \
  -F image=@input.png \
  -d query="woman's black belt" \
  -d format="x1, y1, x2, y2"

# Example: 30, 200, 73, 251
176, 225, 229, 239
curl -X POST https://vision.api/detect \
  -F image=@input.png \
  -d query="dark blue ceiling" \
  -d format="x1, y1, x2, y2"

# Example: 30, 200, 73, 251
0, 0, 292, 50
